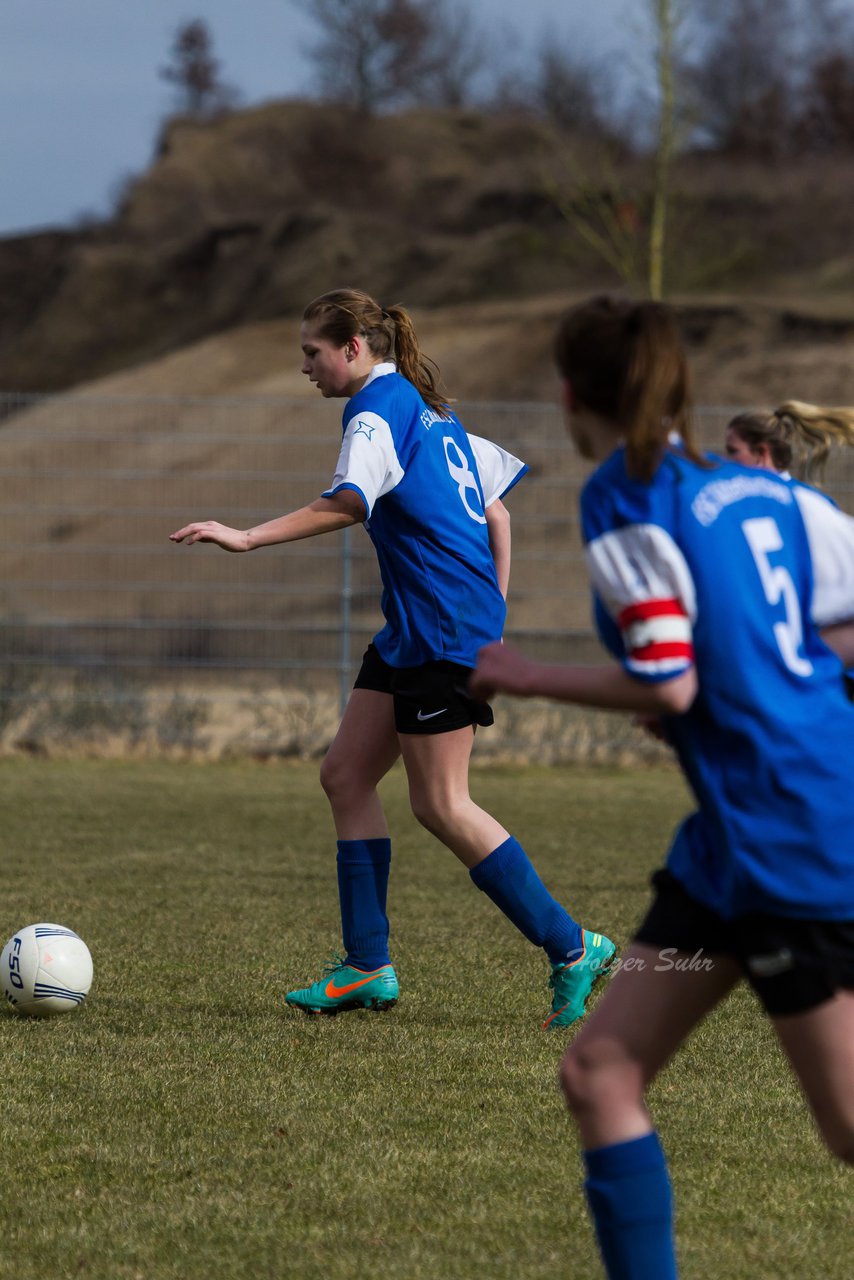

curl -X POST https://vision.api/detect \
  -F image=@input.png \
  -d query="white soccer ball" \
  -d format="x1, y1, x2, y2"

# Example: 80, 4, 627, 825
1, 923, 93, 1018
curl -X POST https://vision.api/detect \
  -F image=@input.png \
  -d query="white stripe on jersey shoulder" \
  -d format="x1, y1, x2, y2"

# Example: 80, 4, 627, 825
586, 523, 698, 624
793, 486, 854, 626
466, 433, 527, 506
324, 410, 404, 515
342, 408, 392, 442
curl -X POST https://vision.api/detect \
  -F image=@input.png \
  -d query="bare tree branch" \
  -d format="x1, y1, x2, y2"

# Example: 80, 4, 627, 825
159, 19, 239, 118
303, 0, 488, 113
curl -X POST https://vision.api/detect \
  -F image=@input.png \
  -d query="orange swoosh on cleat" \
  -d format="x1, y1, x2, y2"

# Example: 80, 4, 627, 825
325, 970, 387, 998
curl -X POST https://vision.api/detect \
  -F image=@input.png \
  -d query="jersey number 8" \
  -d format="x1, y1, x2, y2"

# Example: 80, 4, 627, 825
443, 437, 486, 525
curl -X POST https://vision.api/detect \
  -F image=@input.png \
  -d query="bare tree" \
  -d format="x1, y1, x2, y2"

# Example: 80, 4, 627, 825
681, 0, 854, 155
548, 165, 647, 294
527, 40, 612, 136
648, 0, 682, 300
301, 0, 488, 113
159, 19, 239, 118
548, 0, 688, 299
799, 52, 854, 150
792, 0, 854, 149
686, 0, 799, 155
793, 0, 854, 66
420, 3, 489, 109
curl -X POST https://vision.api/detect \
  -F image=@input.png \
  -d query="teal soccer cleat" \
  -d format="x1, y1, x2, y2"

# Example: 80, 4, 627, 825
285, 955, 399, 1016
543, 930, 616, 1029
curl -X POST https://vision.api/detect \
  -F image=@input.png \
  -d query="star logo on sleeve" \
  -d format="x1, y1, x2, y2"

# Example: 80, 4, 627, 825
353, 419, 376, 440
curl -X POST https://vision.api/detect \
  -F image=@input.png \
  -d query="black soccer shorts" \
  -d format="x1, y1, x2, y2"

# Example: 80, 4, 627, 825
353, 643, 494, 735
635, 868, 854, 1017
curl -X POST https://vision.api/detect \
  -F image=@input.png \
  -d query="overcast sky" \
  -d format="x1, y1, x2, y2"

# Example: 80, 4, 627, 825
0, 0, 646, 237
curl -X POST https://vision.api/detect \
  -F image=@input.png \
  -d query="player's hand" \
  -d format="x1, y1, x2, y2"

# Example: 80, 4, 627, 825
169, 521, 249, 552
469, 641, 536, 701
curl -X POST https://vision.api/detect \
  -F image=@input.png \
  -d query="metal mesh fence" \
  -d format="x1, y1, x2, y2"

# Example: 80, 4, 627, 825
1, 391, 852, 759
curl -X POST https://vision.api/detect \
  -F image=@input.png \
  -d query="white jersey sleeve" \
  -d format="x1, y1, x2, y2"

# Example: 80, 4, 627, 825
466, 434, 527, 506
793, 487, 854, 626
322, 411, 405, 517
585, 523, 697, 678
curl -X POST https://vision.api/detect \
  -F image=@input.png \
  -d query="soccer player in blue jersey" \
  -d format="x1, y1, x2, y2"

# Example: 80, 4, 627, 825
724, 401, 854, 701
471, 296, 854, 1280
724, 400, 854, 482
171, 287, 614, 1028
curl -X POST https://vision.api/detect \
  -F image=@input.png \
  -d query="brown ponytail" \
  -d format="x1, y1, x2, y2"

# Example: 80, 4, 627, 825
302, 287, 451, 416
553, 295, 700, 482
381, 303, 450, 416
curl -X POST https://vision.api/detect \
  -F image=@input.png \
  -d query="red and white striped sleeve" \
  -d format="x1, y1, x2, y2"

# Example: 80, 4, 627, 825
585, 523, 698, 680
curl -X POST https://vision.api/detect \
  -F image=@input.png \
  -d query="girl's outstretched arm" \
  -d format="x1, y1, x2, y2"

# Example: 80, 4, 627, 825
170, 491, 367, 551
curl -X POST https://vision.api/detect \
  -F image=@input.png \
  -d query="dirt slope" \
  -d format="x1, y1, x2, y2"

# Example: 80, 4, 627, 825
37, 292, 854, 408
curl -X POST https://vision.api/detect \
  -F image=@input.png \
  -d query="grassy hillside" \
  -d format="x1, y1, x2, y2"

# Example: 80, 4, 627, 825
1, 100, 854, 394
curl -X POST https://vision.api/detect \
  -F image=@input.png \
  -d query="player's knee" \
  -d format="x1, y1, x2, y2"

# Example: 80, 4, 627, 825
559, 1044, 598, 1116
319, 752, 362, 807
409, 790, 468, 844
408, 782, 450, 831
409, 791, 445, 837
560, 1040, 642, 1120
319, 752, 343, 801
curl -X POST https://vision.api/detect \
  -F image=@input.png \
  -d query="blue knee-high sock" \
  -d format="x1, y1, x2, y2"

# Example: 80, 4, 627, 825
584, 1133, 677, 1280
468, 836, 583, 966
336, 838, 391, 971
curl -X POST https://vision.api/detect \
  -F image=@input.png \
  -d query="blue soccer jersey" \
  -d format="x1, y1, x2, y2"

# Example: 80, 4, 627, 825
322, 364, 528, 668
581, 446, 854, 920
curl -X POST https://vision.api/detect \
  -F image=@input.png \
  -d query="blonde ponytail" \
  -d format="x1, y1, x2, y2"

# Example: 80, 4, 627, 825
727, 401, 854, 482
775, 401, 854, 483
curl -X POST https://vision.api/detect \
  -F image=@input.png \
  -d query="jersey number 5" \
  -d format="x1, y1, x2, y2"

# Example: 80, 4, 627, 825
742, 517, 813, 677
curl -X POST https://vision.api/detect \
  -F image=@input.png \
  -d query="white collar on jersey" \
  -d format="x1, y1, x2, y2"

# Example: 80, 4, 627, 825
362, 362, 396, 388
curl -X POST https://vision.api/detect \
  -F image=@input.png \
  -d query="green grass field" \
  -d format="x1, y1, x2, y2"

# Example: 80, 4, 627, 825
0, 760, 849, 1280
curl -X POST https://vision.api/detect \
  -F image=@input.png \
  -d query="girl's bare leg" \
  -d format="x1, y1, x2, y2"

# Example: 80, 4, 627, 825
398, 726, 508, 868
773, 989, 854, 1162
319, 689, 400, 837
561, 943, 742, 1147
